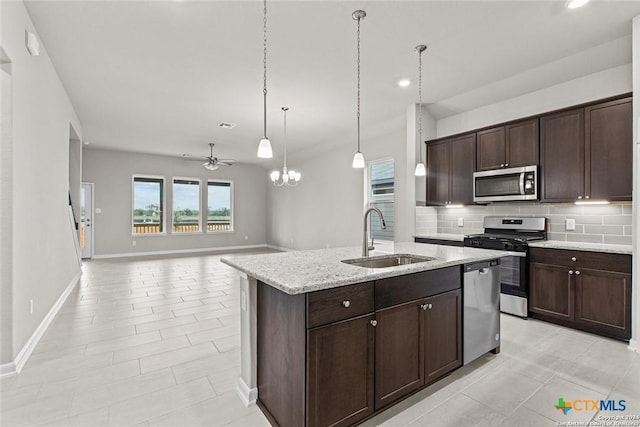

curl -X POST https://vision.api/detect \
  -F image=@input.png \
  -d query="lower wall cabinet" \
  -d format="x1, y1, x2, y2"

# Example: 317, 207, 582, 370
529, 247, 631, 341
258, 267, 462, 427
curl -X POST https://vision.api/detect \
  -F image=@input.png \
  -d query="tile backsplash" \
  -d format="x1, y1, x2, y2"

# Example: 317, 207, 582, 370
416, 203, 633, 245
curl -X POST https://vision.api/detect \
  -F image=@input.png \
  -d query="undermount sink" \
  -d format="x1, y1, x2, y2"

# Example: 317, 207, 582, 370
342, 254, 436, 269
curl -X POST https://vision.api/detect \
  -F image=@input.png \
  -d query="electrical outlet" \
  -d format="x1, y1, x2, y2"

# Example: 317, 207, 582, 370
95, 208, 102, 214
132, 240, 137, 246
29, 299, 34, 314
244, 235, 248, 241
457, 217, 464, 227
566, 219, 576, 231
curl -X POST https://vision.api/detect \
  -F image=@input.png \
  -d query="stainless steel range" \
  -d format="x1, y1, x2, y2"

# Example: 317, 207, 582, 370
463, 216, 547, 318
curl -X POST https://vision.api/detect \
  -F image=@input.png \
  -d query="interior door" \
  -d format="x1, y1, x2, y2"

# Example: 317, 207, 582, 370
80, 182, 93, 259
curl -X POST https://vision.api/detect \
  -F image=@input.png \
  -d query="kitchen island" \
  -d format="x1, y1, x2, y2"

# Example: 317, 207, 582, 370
221, 242, 507, 427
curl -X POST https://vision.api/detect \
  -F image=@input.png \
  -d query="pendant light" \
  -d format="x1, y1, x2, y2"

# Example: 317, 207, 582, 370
414, 44, 427, 177
351, 10, 366, 169
257, 0, 273, 158
271, 107, 301, 186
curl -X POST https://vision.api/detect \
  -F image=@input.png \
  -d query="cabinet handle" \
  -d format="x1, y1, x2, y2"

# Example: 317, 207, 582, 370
429, 304, 433, 309
420, 304, 428, 311
575, 271, 580, 275
569, 270, 574, 275
370, 320, 378, 327
500, 164, 505, 168
505, 163, 509, 167
585, 196, 590, 199
342, 300, 350, 308
571, 257, 577, 262
578, 196, 583, 200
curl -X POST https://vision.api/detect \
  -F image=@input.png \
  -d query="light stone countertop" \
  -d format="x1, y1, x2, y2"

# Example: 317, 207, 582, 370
528, 240, 632, 255
220, 242, 508, 295
413, 233, 465, 242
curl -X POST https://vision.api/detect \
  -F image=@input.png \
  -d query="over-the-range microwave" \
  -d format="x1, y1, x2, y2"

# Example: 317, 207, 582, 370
473, 165, 537, 203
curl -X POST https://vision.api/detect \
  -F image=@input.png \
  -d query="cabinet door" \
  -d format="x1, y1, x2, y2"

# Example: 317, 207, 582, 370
426, 140, 450, 205
575, 268, 631, 340
374, 301, 424, 410
449, 134, 476, 205
529, 262, 574, 321
585, 98, 632, 201
425, 290, 462, 383
307, 314, 375, 427
506, 118, 539, 168
477, 127, 506, 171
540, 108, 584, 202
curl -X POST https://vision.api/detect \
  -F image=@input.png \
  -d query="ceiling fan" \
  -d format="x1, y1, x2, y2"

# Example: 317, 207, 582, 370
182, 143, 235, 171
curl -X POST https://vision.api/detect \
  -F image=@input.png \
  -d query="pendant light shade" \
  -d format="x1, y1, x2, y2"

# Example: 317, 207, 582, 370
352, 10, 366, 169
414, 44, 427, 177
256, 0, 273, 159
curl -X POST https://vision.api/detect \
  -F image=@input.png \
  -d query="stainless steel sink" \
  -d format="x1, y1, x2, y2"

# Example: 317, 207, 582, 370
342, 254, 436, 269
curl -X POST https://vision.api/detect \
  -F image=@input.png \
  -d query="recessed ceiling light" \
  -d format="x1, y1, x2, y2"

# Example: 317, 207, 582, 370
567, 0, 589, 9
397, 79, 411, 87
217, 122, 236, 129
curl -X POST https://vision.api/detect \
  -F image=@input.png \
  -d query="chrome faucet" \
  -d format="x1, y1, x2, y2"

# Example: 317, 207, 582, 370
362, 207, 387, 257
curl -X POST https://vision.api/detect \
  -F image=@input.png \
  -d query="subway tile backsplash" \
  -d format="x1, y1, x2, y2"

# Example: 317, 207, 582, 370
415, 202, 633, 245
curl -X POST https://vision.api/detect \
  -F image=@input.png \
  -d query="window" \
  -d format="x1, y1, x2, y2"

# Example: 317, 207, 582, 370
172, 178, 201, 233
208, 181, 233, 232
367, 159, 394, 241
132, 176, 164, 234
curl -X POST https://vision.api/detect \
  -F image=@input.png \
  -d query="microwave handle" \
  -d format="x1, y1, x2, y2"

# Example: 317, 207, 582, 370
519, 173, 525, 195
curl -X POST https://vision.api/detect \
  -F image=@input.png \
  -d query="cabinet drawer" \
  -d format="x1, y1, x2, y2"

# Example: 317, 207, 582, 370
307, 282, 374, 328
529, 248, 631, 273
375, 267, 461, 310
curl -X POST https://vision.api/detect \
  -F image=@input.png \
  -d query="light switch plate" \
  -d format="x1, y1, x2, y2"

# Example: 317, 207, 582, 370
566, 219, 576, 231
457, 217, 464, 227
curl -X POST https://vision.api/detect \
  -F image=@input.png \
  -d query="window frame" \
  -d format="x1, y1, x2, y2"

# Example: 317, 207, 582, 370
365, 157, 395, 243
131, 175, 166, 236
171, 176, 203, 234
207, 179, 234, 233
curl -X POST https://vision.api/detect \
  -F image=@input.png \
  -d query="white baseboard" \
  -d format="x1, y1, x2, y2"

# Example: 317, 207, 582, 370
0, 361, 16, 378
0, 269, 81, 378
628, 338, 640, 354
265, 244, 292, 252
236, 377, 257, 407
92, 244, 270, 259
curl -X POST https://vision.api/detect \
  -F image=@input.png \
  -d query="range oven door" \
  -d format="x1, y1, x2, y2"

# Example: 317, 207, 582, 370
499, 254, 528, 299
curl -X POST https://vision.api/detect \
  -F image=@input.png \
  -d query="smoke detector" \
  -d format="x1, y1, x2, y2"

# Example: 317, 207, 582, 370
217, 122, 236, 129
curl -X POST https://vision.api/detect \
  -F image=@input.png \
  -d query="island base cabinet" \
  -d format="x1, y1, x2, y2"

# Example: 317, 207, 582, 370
374, 301, 424, 410
307, 314, 375, 427
425, 290, 462, 382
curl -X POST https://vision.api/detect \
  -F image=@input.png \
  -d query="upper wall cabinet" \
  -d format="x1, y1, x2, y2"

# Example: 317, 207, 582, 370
426, 133, 476, 206
476, 119, 539, 171
540, 97, 632, 202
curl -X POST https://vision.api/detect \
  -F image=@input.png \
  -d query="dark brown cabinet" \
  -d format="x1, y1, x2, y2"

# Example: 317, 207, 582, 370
374, 300, 424, 409
529, 248, 631, 341
476, 119, 539, 171
426, 133, 476, 206
257, 267, 463, 427
308, 314, 375, 427
425, 290, 462, 382
540, 97, 631, 202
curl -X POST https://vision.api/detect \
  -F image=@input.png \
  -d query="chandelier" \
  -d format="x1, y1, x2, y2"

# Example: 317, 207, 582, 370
270, 107, 301, 186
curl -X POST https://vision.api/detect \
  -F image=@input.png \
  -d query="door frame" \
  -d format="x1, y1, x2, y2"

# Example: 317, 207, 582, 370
81, 182, 94, 259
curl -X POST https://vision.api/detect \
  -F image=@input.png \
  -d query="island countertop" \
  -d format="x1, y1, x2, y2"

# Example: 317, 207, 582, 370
220, 242, 507, 295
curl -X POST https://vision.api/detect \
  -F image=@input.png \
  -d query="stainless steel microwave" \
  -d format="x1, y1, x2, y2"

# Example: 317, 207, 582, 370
473, 166, 538, 202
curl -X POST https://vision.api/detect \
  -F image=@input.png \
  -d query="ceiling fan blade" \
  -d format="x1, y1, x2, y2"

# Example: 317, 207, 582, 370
182, 154, 209, 161
218, 162, 234, 166
218, 159, 235, 163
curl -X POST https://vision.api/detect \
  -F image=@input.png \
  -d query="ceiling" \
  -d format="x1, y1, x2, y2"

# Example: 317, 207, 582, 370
24, 0, 640, 165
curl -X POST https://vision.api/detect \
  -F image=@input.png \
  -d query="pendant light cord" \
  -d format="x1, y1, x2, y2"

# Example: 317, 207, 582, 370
263, 0, 268, 139
356, 15, 361, 153
417, 48, 423, 163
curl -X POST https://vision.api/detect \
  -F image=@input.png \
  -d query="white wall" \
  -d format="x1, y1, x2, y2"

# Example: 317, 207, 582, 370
267, 112, 415, 250
631, 15, 640, 352
82, 148, 268, 257
1, 1, 83, 365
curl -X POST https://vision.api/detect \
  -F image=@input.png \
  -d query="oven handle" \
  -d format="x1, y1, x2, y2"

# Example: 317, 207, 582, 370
519, 173, 525, 195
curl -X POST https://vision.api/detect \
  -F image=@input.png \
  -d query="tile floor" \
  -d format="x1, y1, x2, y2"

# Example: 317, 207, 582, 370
1, 249, 638, 427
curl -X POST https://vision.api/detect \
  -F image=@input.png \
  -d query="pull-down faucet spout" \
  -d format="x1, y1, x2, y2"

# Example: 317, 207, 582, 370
362, 207, 387, 257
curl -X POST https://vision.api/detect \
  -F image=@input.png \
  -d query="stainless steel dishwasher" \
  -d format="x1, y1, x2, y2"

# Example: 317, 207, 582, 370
463, 259, 501, 365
